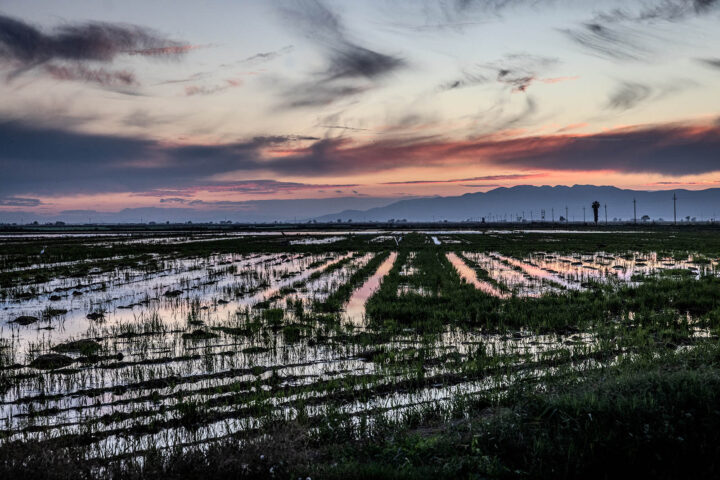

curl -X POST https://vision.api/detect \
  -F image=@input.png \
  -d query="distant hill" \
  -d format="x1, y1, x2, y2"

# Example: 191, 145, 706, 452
0, 196, 406, 224
316, 185, 720, 223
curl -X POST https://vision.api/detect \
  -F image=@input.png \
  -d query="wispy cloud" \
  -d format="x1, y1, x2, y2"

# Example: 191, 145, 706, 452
382, 174, 546, 185
605, 78, 694, 111
645, 180, 720, 186
540, 76, 580, 85
561, 22, 654, 62
278, 0, 406, 107
190, 180, 359, 195
238, 45, 294, 65
318, 124, 372, 132
0, 196, 42, 207
606, 81, 652, 110
184, 79, 243, 96
411, 0, 556, 31
480, 53, 559, 93
438, 68, 488, 91
143, 179, 359, 197
562, 1, 720, 61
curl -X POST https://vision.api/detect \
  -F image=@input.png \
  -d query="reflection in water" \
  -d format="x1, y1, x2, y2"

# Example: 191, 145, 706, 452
2, 236, 717, 460
495, 254, 583, 290
344, 252, 397, 325
462, 252, 560, 297
446, 252, 508, 298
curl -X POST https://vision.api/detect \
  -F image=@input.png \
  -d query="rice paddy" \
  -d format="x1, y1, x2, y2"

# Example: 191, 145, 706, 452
3, 227, 720, 478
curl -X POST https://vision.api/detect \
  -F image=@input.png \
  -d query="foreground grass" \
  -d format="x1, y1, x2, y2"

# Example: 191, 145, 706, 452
4, 229, 720, 478
4, 341, 720, 479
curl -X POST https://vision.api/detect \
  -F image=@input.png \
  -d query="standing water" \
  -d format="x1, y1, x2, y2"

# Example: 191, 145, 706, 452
344, 252, 398, 325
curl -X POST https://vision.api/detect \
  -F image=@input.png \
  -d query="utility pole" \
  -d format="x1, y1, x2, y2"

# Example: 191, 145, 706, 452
633, 198, 637, 224
583, 206, 586, 223
673, 193, 677, 225
565, 206, 569, 224
552, 208, 554, 223
604, 204, 608, 224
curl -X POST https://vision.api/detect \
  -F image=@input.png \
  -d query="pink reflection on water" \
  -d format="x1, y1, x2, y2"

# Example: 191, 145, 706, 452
345, 252, 398, 324
495, 254, 582, 290
446, 252, 508, 298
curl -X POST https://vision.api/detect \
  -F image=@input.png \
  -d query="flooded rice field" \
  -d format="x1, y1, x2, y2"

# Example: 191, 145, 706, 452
2, 229, 720, 467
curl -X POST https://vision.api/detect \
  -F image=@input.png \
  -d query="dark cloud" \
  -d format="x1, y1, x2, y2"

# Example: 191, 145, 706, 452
699, 58, 720, 69
127, 45, 202, 57
0, 121, 347, 196
0, 120, 260, 195
323, 44, 404, 81
0, 196, 42, 206
273, 121, 720, 178
4, 119, 720, 198
486, 123, 720, 176
159, 197, 187, 204
279, 0, 406, 107
607, 81, 652, 110
0, 14, 191, 84
0, 14, 188, 64
251, 134, 321, 143
43, 63, 137, 86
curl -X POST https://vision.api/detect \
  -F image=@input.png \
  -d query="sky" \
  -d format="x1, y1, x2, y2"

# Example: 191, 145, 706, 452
1, 0, 720, 221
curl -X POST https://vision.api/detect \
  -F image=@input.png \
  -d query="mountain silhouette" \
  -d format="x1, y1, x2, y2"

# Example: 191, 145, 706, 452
316, 185, 720, 223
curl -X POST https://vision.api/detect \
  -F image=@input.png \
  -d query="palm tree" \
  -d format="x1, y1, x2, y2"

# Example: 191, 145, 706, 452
591, 201, 601, 224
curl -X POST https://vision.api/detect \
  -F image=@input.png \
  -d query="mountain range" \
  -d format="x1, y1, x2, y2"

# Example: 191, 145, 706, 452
3, 186, 720, 224
316, 185, 720, 223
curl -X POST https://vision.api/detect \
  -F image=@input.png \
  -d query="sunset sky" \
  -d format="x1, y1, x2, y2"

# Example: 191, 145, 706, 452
1, 0, 720, 219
